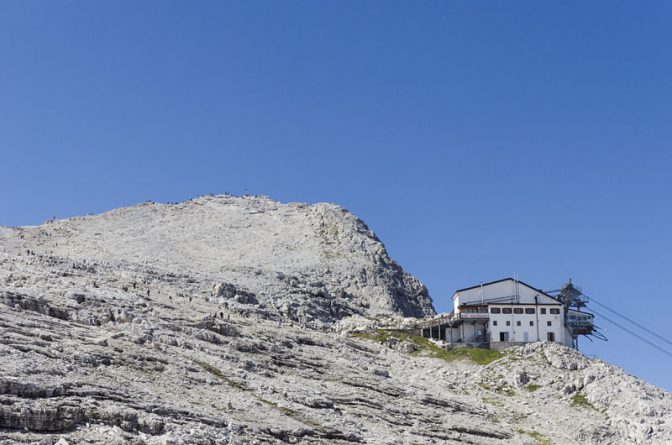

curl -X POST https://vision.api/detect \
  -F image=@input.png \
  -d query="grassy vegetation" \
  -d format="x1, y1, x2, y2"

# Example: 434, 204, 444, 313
350, 329, 394, 343
570, 392, 596, 410
195, 360, 321, 428
517, 429, 551, 445
195, 360, 246, 390
258, 398, 299, 417
525, 383, 542, 392
494, 386, 515, 397
442, 347, 506, 365
481, 396, 502, 407
351, 329, 505, 365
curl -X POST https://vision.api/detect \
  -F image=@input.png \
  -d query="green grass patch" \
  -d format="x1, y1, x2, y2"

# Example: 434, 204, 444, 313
350, 330, 396, 343
494, 386, 515, 396
517, 429, 551, 445
257, 397, 321, 428
195, 360, 321, 428
195, 360, 246, 390
438, 346, 505, 365
351, 329, 505, 365
526, 383, 542, 392
482, 396, 502, 406
570, 392, 596, 410
258, 398, 299, 417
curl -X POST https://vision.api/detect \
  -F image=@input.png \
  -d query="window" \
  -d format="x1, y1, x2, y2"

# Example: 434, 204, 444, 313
506, 321, 511, 326
492, 321, 498, 326
502, 308, 512, 314
516, 321, 521, 326
529, 321, 534, 326
525, 308, 535, 314
513, 308, 523, 314
547, 321, 552, 326
540, 308, 547, 314
490, 307, 501, 314
550, 308, 560, 315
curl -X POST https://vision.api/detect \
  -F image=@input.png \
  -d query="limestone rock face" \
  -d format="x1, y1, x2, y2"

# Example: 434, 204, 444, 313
10, 195, 434, 324
0, 196, 670, 444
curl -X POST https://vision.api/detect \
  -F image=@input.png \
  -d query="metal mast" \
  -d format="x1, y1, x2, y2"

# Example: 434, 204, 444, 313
554, 279, 598, 349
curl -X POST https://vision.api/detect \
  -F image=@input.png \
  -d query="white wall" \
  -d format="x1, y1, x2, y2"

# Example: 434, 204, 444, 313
444, 323, 487, 343
446, 326, 461, 342
487, 304, 568, 346
453, 279, 559, 312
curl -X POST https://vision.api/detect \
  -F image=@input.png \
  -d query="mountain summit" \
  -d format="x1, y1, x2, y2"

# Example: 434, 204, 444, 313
5, 195, 434, 325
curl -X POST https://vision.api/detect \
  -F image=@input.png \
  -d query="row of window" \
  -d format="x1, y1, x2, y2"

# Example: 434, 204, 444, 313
492, 320, 553, 327
496, 332, 556, 342
490, 307, 560, 315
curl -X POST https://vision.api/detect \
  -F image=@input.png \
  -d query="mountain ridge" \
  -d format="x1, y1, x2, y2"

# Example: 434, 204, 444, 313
0, 195, 669, 444
3, 195, 435, 325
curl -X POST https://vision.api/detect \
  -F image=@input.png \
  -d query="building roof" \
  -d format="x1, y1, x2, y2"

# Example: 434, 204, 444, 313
459, 301, 561, 307
452, 277, 560, 302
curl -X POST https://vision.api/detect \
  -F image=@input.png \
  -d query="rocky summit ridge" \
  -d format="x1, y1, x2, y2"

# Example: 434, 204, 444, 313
3, 195, 434, 325
0, 195, 670, 445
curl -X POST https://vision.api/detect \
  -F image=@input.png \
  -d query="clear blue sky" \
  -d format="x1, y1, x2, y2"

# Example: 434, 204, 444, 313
1, 1, 671, 390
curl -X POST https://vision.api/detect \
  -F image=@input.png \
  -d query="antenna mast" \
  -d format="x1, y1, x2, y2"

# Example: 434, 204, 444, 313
555, 279, 599, 349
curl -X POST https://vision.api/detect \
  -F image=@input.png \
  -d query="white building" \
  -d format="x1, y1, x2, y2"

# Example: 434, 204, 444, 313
422, 278, 594, 348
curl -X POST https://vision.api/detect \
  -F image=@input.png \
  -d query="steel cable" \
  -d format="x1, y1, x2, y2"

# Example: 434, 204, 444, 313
590, 308, 672, 359
585, 294, 672, 347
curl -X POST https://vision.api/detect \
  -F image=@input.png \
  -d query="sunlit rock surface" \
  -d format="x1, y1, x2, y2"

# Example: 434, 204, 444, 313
0, 196, 669, 444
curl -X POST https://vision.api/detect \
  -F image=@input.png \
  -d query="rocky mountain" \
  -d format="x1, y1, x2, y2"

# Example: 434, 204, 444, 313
0, 195, 670, 445
4, 195, 433, 325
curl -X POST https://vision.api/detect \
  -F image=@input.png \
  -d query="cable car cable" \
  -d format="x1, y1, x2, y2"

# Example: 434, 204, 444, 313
585, 295, 672, 347
590, 308, 672, 359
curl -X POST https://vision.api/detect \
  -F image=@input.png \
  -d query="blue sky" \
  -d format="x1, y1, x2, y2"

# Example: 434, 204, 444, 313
1, 1, 671, 389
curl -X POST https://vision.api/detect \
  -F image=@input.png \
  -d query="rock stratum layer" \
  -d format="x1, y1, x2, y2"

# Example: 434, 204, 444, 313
0, 195, 670, 445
